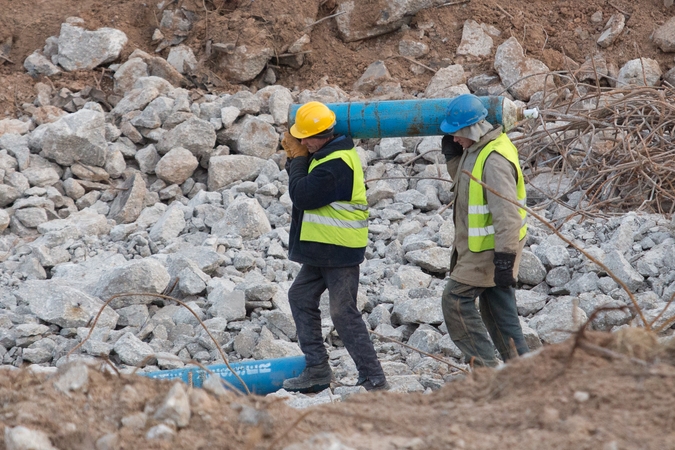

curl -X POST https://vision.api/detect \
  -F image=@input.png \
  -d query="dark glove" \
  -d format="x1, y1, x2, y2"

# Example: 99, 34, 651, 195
493, 252, 517, 288
281, 132, 309, 159
441, 135, 463, 161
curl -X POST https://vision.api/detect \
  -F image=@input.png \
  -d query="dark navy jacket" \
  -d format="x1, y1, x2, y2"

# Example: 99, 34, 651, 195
286, 135, 366, 267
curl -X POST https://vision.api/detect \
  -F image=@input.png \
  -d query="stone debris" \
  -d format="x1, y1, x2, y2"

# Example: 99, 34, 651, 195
0, 12, 672, 415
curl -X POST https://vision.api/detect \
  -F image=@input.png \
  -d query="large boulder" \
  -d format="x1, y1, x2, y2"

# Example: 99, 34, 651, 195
494, 37, 555, 101
57, 22, 128, 71
156, 116, 216, 159
93, 258, 171, 308
211, 196, 271, 239
40, 109, 108, 167
617, 59, 662, 87
207, 155, 271, 191
155, 147, 199, 185
18, 281, 118, 329
108, 173, 147, 224
217, 45, 274, 83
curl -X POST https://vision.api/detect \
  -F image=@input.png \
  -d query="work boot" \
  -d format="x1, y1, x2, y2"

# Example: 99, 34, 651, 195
356, 377, 390, 392
282, 361, 333, 393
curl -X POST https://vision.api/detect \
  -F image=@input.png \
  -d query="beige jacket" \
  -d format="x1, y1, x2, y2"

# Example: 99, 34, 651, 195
446, 127, 526, 288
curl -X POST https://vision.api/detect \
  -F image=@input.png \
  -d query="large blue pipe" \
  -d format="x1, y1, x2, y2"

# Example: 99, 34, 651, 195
288, 96, 534, 139
143, 355, 306, 395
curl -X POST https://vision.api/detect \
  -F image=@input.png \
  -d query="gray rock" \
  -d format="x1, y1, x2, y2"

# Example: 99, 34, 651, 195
528, 296, 587, 344
167, 45, 197, 74
388, 375, 425, 393
111, 87, 160, 118
156, 117, 216, 159
456, 20, 493, 58
577, 292, 632, 331
155, 147, 198, 185
353, 60, 393, 94
519, 318, 542, 350
390, 266, 432, 289
601, 250, 644, 292
566, 272, 600, 296
438, 333, 463, 359
515, 290, 548, 316
423, 65, 468, 98
4, 426, 58, 450
398, 39, 429, 58
217, 45, 273, 83
41, 109, 108, 167
117, 305, 150, 328
149, 204, 187, 243
113, 57, 149, 95
253, 335, 303, 360
14, 208, 48, 228
153, 382, 191, 427
546, 266, 571, 287
18, 281, 118, 328
392, 297, 443, 325
407, 324, 442, 354
335, 1, 412, 43
597, 13, 625, 48
224, 116, 278, 159
617, 58, 662, 87
57, 23, 128, 71
108, 173, 147, 224
94, 258, 170, 308
208, 281, 246, 321
494, 37, 555, 101
518, 250, 546, 285
0, 185, 21, 208
368, 304, 392, 329
24, 51, 62, 77
113, 332, 155, 366
405, 247, 452, 273
653, 16, 675, 52
207, 155, 271, 191
544, 245, 570, 267
211, 196, 271, 239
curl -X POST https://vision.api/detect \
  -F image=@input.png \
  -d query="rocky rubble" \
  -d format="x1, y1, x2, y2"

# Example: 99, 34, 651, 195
1, 14, 675, 417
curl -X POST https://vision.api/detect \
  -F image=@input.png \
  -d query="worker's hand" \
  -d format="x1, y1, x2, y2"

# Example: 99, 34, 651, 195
281, 132, 309, 159
493, 252, 517, 288
441, 135, 463, 161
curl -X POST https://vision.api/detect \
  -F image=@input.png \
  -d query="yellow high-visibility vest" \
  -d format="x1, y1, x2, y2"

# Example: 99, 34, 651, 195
300, 148, 369, 248
467, 133, 527, 252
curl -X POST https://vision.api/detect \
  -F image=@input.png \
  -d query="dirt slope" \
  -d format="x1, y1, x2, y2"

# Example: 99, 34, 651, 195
2, 331, 674, 449
0, 0, 672, 115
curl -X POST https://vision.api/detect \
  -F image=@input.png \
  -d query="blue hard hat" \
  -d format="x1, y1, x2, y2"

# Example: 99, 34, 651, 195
440, 94, 488, 134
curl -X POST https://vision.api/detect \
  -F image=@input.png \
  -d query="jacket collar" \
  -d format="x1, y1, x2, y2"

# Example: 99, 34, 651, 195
311, 135, 355, 161
466, 127, 502, 154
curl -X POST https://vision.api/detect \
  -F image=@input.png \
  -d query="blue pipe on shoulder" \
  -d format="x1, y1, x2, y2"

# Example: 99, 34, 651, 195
288, 96, 536, 139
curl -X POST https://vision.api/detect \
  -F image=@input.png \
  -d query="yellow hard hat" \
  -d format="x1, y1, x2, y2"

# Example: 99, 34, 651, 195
290, 101, 336, 139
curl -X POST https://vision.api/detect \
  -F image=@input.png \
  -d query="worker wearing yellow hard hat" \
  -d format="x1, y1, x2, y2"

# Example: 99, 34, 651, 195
279, 101, 389, 393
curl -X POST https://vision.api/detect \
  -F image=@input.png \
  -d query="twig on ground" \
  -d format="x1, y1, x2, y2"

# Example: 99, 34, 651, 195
496, 4, 514, 20
369, 330, 469, 374
388, 55, 438, 73
304, 11, 346, 30
436, 0, 471, 8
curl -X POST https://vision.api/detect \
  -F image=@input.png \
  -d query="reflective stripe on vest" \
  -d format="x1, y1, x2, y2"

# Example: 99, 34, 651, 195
300, 148, 369, 248
467, 133, 527, 252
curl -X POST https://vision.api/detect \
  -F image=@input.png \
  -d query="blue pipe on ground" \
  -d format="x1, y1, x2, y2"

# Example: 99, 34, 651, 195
288, 96, 534, 139
143, 355, 306, 395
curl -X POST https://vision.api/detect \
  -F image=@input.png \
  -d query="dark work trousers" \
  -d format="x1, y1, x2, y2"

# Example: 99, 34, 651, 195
288, 264, 386, 383
442, 279, 529, 367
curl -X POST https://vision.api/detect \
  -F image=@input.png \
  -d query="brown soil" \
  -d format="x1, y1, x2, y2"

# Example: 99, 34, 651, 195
0, 0, 671, 115
2, 331, 675, 449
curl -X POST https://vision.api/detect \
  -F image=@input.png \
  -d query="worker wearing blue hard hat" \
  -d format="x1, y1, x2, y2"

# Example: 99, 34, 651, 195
440, 93, 530, 367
